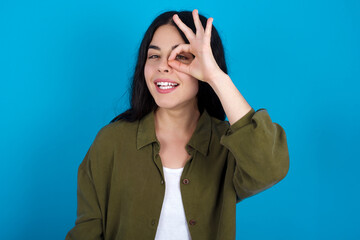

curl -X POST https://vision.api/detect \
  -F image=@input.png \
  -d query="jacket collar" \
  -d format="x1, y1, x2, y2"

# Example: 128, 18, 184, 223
136, 110, 212, 156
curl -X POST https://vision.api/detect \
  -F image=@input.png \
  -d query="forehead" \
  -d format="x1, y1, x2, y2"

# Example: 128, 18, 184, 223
149, 24, 185, 48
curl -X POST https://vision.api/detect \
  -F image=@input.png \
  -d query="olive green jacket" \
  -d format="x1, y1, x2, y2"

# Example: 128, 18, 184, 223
65, 108, 289, 240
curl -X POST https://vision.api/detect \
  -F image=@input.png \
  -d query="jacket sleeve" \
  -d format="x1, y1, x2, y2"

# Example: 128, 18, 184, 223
65, 147, 104, 240
220, 108, 290, 203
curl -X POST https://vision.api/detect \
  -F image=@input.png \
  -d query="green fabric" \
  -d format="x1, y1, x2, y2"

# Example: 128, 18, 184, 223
66, 108, 289, 240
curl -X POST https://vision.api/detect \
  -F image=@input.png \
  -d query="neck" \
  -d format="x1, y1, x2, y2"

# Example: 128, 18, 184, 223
154, 105, 200, 137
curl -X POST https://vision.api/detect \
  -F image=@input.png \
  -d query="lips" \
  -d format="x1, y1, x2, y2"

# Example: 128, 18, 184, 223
154, 79, 179, 94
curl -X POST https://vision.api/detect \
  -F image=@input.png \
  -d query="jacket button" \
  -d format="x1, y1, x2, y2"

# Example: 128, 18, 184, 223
189, 219, 196, 225
160, 180, 164, 184
151, 219, 156, 225
182, 178, 190, 184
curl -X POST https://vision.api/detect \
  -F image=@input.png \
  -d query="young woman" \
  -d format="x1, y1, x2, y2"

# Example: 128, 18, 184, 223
66, 9, 289, 240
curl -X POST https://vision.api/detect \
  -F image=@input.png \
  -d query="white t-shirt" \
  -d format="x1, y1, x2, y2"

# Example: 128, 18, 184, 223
154, 166, 192, 240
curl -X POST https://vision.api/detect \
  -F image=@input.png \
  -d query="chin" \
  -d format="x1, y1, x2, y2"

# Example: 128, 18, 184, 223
154, 98, 198, 112
154, 99, 178, 110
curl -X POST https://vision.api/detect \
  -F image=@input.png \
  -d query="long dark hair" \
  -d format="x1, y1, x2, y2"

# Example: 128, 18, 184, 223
111, 10, 227, 123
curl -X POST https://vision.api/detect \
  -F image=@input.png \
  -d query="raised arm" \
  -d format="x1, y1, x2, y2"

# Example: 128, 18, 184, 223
169, 9, 289, 201
168, 9, 252, 124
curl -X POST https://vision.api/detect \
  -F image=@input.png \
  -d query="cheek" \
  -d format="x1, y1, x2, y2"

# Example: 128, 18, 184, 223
190, 79, 200, 98
144, 65, 151, 91
178, 73, 199, 94
144, 63, 151, 81
144, 63, 155, 88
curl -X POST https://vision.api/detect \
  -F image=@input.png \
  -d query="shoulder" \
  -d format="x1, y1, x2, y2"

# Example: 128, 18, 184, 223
89, 119, 139, 154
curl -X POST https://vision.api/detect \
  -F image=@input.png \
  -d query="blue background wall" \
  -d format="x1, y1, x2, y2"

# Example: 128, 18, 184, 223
1, 0, 359, 239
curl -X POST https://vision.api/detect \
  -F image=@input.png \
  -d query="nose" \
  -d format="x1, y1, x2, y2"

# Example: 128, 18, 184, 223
157, 58, 171, 73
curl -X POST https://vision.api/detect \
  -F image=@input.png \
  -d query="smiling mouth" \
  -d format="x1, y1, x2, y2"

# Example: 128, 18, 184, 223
155, 82, 179, 90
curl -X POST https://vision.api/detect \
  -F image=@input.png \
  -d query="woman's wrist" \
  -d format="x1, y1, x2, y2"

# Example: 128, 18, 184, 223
206, 71, 231, 92
206, 72, 252, 125
206, 70, 229, 87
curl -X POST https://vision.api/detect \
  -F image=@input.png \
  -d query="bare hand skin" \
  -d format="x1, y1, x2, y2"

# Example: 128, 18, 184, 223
169, 9, 252, 125
168, 10, 222, 83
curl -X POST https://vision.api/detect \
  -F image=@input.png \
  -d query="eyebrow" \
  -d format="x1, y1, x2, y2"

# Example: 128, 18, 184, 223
148, 44, 179, 51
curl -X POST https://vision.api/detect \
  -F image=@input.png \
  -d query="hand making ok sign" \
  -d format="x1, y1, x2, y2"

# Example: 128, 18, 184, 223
168, 9, 226, 84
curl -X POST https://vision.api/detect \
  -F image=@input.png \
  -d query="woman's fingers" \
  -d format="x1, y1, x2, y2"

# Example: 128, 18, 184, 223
204, 17, 213, 38
173, 10, 213, 41
168, 59, 191, 75
192, 9, 204, 35
173, 14, 195, 40
168, 44, 191, 61
168, 10, 216, 80
168, 44, 194, 75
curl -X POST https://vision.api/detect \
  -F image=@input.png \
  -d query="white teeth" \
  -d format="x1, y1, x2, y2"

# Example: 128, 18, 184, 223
156, 82, 179, 90
156, 82, 178, 86
159, 86, 174, 89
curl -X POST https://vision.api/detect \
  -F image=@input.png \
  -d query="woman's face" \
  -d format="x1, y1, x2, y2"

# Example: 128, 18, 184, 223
144, 24, 198, 111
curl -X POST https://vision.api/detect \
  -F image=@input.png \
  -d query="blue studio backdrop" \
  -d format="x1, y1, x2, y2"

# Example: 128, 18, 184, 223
1, 0, 359, 239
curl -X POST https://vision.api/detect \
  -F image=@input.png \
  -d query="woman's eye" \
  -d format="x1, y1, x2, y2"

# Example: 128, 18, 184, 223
176, 55, 187, 60
175, 53, 194, 64
148, 55, 159, 59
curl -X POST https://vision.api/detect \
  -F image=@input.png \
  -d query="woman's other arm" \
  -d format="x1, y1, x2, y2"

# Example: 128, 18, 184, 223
65, 149, 104, 240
